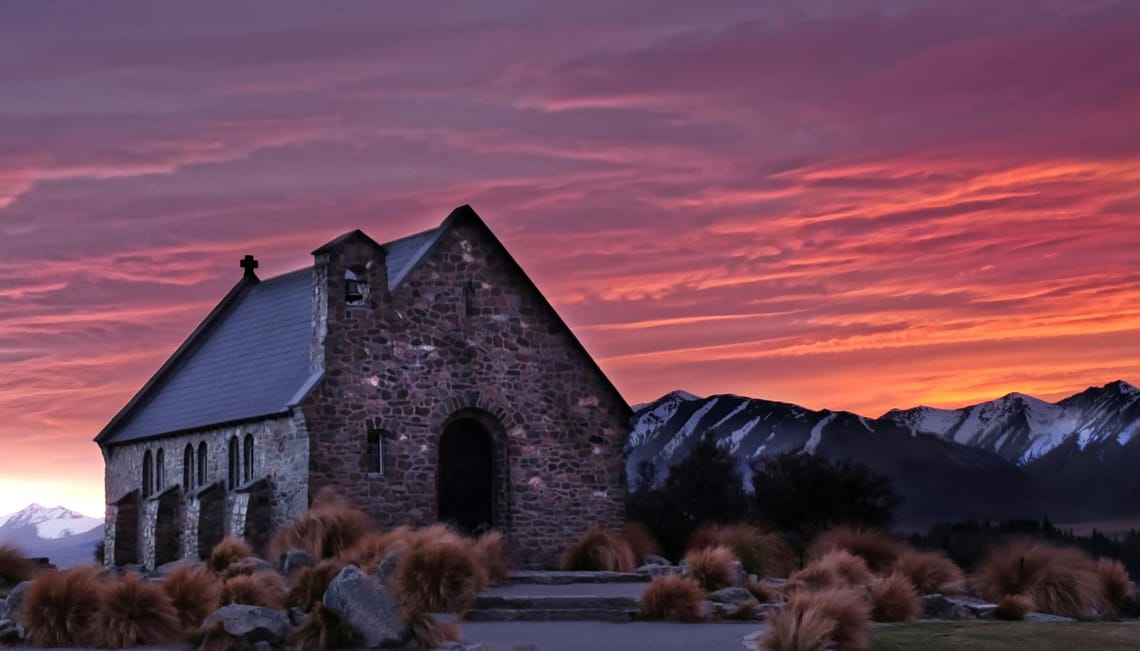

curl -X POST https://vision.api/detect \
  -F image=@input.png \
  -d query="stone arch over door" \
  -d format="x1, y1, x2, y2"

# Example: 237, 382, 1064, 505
436, 407, 510, 536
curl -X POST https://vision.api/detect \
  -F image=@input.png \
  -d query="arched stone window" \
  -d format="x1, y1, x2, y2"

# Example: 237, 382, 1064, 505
243, 434, 254, 483
197, 442, 208, 486
227, 437, 239, 490
183, 445, 194, 491
155, 448, 165, 490
142, 449, 153, 498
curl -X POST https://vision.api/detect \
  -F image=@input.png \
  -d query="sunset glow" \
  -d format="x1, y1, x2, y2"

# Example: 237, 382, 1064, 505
2, 1, 1139, 517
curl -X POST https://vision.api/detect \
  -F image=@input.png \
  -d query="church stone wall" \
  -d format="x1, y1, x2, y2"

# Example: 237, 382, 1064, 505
102, 414, 308, 567
304, 220, 629, 568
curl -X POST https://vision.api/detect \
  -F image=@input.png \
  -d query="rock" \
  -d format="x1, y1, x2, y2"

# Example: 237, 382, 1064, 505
288, 606, 307, 626
200, 605, 290, 646
636, 564, 679, 577
253, 641, 273, 651
641, 555, 670, 567
708, 587, 754, 604
1025, 612, 1076, 623
323, 564, 405, 647
0, 597, 7, 621
373, 549, 402, 583
922, 594, 998, 620
4, 581, 30, 621
0, 619, 23, 644
279, 549, 317, 575
730, 560, 748, 587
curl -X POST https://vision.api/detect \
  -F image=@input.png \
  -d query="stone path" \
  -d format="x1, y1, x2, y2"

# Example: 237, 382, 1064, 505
461, 620, 765, 651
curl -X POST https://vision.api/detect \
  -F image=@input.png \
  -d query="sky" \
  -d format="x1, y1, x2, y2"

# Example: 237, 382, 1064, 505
1, 1, 1139, 518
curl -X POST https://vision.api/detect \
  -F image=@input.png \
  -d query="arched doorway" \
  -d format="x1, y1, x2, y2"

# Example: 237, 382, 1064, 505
438, 418, 495, 535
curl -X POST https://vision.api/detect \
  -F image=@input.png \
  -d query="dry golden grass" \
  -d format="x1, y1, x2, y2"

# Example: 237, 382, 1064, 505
288, 559, 345, 611
407, 611, 463, 648
786, 587, 871, 651
786, 549, 873, 593
762, 605, 836, 651
892, 550, 966, 594
161, 564, 221, 633
473, 530, 509, 587
1096, 558, 1135, 615
394, 541, 485, 615
870, 573, 921, 623
209, 536, 255, 576
995, 593, 1035, 620
0, 544, 35, 586
220, 571, 287, 609
288, 602, 357, 651
94, 573, 181, 649
719, 524, 799, 579
972, 540, 1104, 618
685, 545, 738, 591
808, 526, 903, 573
560, 528, 636, 572
19, 566, 104, 647
622, 521, 660, 563
640, 575, 704, 622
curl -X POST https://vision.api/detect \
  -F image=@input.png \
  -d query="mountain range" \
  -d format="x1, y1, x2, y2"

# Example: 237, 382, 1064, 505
0, 503, 103, 568
627, 381, 1140, 527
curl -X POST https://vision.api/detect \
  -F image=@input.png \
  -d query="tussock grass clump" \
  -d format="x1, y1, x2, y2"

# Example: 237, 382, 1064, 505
338, 530, 406, 574
220, 571, 287, 609
719, 524, 799, 579
473, 530, 509, 586
19, 566, 104, 647
892, 549, 965, 594
288, 559, 345, 611
407, 611, 462, 648
288, 602, 357, 651
972, 539, 1104, 618
394, 541, 485, 615
209, 536, 255, 576
622, 521, 660, 563
94, 573, 181, 649
870, 572, 920, 623
560, 529, 636, 573
0, 543, 35, 586
1097, 558, 1135, 615
762, 605, 836, 651
746, 579, 782, 604
785, 587, 871, 651
687, 524, 722, 551
808, 526, 902, 573
684, 545, 738, 591
995, 593, 1035, 620
269, 490, 372, 562
161, 564, 221, 633
640, 575, 704, 622
786, 550, 872, 593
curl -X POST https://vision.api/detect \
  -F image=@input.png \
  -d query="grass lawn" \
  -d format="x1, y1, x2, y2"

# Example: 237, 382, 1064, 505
871, 621, 1140, 650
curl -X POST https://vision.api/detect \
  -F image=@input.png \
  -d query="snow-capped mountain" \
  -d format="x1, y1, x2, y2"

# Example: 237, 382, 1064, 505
627, 381, 1140, 525
0, 504, 103, 567
880, 381, 1140, 464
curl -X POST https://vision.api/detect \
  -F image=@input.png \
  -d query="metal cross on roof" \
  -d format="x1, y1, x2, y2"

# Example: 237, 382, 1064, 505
240, 254, 259, 277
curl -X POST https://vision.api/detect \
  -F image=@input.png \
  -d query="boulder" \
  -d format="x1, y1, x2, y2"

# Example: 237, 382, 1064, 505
1025, 612, 1076, 623
373, 549, 402, 583
641, 555, 670, 567
200, 605, 290, 646
4, 581, 30, 622
636, 564, 679, 578
730, 560, 748, 587
707, 587, 755, 604
323, 564, 406, 647
0, 619, 23, 644
279, 549, 317, 575
921, 594, 997, 620
0, 597, 7, 621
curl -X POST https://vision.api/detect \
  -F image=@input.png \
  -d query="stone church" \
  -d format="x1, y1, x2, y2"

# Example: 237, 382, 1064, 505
95, 205, 631, 569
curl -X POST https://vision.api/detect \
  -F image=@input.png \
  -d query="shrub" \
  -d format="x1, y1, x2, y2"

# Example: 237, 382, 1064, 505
972, 539, 1104, 618
640, 575, 703, 622
162, 564, 221, 633
762, 604, 836, 651
407, 611, 462, 648
786, 550, 872, 593
785, 587, 871, 651
808, 526, 902, 573
623, 521, 660, 563
0, 544, 35, 586
339, 530, 406, 573
560, 529, 636, 572
209, 537, 255, 576
892, 549, 965, 594
719, 524, 799, 579
220, 571, 287, 609
684, 545, 737, 591
394, 541, 485, 614
750, 449, 900, 545
288, 559, 345, 611
1097, 558, 1135, 615
19, 566, 104, 647
869, 573, 920, 622
288, 602, 357, 651
95, 573, 181, 649
473, 530, 509, 587
995, 593, 1034, 620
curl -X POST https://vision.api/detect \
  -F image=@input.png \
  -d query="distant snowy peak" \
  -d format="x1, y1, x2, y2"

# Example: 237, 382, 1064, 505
0, 503, 101, 540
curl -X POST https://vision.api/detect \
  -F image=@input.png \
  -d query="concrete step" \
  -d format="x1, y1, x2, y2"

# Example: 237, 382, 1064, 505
508, 570, 650, 584
468, 588, 644, 622
465, 608, 638, 622
475, 594, 641, 610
